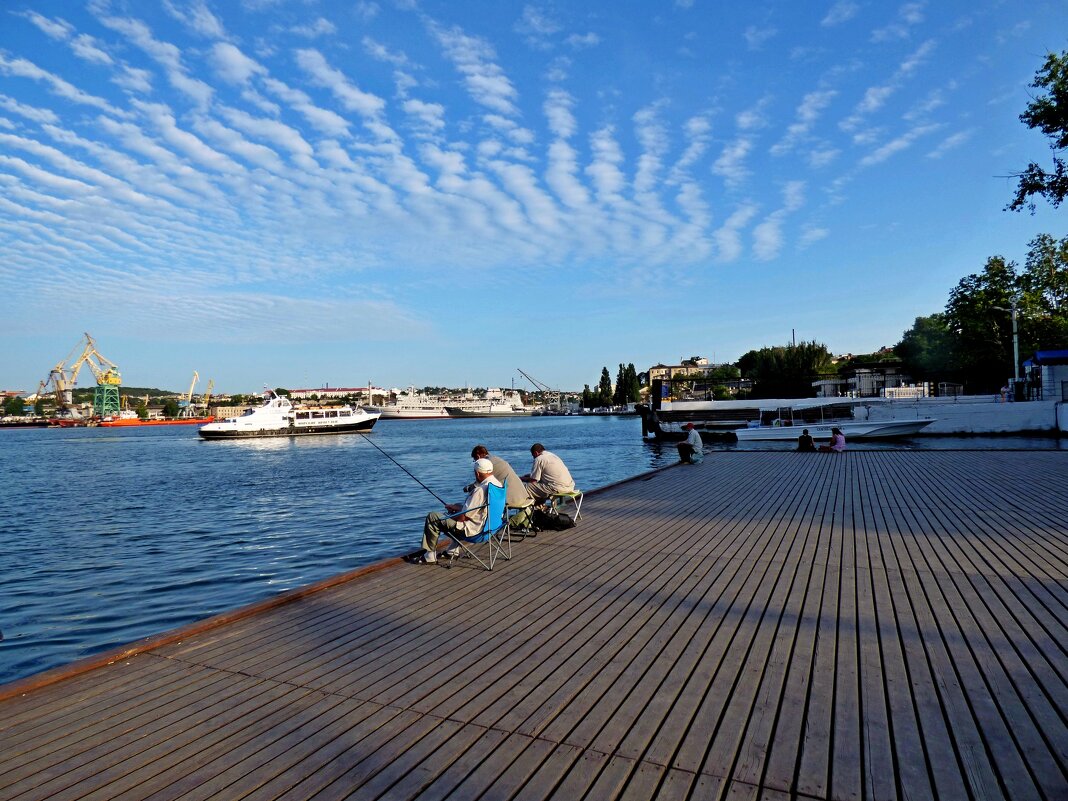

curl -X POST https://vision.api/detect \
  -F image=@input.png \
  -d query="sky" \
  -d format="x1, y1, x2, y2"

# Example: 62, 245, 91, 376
1, 1, 1065, 394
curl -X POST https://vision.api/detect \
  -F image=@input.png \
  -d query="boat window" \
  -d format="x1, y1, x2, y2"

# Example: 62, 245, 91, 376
326, 410, 337, 418
241, 408, 255, 416
296, 412, 309, 420
339, 410, 350, 417
312, 411, 324, 419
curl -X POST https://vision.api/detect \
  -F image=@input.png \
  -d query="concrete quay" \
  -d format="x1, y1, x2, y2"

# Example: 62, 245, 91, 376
1, 451, 1065, 800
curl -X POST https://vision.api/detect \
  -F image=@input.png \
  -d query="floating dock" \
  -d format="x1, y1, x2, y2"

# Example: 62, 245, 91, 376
1, 451, 1065, 800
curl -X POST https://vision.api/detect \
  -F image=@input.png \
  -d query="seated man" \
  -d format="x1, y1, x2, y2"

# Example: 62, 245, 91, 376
521, 443, 575, 502
677, 422, 703, 463
797, 428, 816, 451
413, 457, 502, 564
471, 444, 533, 526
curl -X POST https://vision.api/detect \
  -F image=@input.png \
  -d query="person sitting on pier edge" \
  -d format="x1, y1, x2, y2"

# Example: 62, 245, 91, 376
797, 429, 816, 452
471, 444, 533, 526
411, 457, 502, 564
818, 427, 847, 452
677, 422, 704, 464
521, 443, 575, 502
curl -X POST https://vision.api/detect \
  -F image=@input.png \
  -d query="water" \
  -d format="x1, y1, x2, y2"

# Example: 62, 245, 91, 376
0, 417, 1062, 686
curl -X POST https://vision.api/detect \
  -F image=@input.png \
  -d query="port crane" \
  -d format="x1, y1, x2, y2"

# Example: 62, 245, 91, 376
178, 371, 199, 417
35, 333, 122, 417
517, 369, 565, 411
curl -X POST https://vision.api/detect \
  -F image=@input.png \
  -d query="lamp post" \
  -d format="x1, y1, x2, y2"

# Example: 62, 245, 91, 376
992, 299, 1020, 381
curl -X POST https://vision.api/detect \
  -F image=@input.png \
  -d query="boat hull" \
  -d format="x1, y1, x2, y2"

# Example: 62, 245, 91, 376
733, 418, 936, 441
198, 417, 378, 439
443, 407, 533, 418
370, 407, 450, 419
100, 417, 214, 427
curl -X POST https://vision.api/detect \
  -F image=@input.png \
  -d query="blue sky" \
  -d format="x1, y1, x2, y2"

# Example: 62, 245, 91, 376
1, 1, 1065, 394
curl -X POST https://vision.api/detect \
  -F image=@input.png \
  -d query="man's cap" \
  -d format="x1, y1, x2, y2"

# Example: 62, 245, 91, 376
474, 457, 494, 473
683, 422, 695, 429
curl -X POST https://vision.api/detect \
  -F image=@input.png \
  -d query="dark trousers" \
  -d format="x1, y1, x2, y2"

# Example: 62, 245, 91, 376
677, 443, 695, 463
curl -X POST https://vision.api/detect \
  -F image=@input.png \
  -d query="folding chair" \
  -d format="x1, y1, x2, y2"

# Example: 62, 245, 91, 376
443, 480, 511, 570
549, 488, 583, 521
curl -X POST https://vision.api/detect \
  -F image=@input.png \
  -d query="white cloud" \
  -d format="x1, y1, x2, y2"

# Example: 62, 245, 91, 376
771, 89, 836, 156
713, 202, 758, 262
798, 225, 829, 249
211, 43, 265, 85
566, 33, 601, 49
20, 11, 74, 40
822, 2, 859, 26
295, 49, 386, 119
871, 2, 925, 42
0, 94, 59, 125
0, 55, 122, 115
712, 137, 752, 189
858, 123, 939, 167
926, 129, 972, 159
163, 0, 227, 39
290, 18, 337, 39
744, 26, 777, 50
430, 24, 519, 116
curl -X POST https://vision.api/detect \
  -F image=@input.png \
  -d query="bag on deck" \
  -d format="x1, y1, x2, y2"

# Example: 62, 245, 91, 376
532, 508, 576, 531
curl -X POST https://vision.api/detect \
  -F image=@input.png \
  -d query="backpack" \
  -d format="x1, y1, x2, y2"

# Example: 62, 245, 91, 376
532, 508, 576, 531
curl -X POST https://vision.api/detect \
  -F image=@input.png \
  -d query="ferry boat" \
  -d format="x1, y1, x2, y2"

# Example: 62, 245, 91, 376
732, 409, 935, 441
198, 390, 380, 439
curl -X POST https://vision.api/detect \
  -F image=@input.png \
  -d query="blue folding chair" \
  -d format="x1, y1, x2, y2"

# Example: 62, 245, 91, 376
443, 480, 511, 570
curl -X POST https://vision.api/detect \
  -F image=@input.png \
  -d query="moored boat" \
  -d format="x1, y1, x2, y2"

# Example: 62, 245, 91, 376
101, 411, 214, 427
733, 415, 936, 441
198, 390, 379, 439
367, 388, 450, 419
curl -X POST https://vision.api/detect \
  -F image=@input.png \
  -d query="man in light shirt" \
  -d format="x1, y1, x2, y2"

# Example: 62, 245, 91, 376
412, 457, 502, 564
677, 422, 703, 464
521, 443, 575, 502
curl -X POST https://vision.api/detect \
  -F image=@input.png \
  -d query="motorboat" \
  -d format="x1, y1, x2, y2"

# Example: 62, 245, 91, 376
199, 390, 379, 439
733, 416, 936, 441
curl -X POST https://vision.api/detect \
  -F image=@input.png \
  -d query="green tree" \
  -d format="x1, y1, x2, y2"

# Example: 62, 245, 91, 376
944, 255, 1021, 391
581, 384, 594, 410
597, 367, 613, 407
135, 403, 148, 420
737, 341, 835, 398
274, 387, 291, 397
162, 398, 180, 417
613, 364, 627, 406
1008, 49, 1068, 212
3, 396, 26, 416
895, 314, 956, 380
1019, 233, 1068, 348
625, 363, 641, 403
34, 397, 46, 416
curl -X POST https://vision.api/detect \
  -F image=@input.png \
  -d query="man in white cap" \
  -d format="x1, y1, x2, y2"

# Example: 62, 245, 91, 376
412, 457, 503, 564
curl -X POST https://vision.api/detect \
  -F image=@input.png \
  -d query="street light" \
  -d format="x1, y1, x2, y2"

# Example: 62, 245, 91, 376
991, 298, 1021, 381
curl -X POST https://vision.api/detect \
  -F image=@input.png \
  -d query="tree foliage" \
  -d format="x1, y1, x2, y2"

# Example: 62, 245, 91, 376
736, 341, 835, 398
3, 396, 26, 416
897, 235, 1068, 392
597, 367, 613, 407
1008, 49, 1068, 212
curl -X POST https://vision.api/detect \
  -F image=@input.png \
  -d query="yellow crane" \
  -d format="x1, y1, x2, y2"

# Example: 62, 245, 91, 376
35, 333, 122, 418
202, 379, 214, 411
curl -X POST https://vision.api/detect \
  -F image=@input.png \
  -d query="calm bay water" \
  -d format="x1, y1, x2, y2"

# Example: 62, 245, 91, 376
0, 416, 1063, 685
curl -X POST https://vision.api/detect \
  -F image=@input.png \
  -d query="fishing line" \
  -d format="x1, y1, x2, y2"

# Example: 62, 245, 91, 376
356, 433, 450, 505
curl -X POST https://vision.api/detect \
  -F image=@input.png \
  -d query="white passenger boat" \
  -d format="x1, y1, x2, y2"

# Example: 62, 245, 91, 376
732, 416, 936, 441
199, 390, 380, 439
366, 387, 450, 419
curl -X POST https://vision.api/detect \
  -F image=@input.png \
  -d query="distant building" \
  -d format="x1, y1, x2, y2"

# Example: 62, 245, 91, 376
648, 356, 719, 381
288, 386, 387, 402
1024, 350, 1068, 401
813, 359, 911, 398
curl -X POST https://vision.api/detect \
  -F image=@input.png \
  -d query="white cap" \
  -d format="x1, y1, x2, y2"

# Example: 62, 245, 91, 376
474, 457, 494, 474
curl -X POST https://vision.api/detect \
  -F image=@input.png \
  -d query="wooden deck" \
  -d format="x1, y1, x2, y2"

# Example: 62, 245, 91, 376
1, 451, 1066, 801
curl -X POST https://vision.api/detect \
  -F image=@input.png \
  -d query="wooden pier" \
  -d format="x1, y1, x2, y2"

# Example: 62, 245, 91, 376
1, 451, 1066, 800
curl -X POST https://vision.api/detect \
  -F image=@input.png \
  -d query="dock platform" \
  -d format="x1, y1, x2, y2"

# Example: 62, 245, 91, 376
1, 451, 1066, 800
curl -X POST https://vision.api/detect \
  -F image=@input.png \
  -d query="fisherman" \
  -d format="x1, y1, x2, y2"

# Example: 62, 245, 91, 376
411, 457, 502, 564
677, 422, 703, 463
471, 444, 534, 527
797, 428, 816, 452
521, 443, 575, 502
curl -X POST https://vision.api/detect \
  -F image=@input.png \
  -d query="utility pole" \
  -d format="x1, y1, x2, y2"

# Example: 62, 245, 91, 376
992, 299, 1021, 380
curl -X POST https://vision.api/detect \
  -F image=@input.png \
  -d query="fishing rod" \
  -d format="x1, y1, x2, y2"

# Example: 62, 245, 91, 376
356, 434, 450, 505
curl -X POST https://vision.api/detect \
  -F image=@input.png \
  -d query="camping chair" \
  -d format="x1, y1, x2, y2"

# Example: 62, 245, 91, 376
443, 480, 511, 570
549, 488, 583, 521
507, 496, 537, 538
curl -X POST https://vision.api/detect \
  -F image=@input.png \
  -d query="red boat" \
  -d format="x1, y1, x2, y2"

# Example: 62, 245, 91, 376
99, 416, 214, 427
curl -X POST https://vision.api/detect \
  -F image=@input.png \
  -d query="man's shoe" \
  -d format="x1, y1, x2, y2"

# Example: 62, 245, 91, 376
445, 546, 460, 558
419, 551, 437, 564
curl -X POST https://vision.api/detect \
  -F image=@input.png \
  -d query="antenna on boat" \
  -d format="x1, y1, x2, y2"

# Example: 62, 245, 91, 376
355, 435, 450, 505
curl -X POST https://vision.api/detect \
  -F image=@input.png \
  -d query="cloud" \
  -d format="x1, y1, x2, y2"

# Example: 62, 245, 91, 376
822, 2, 859, 26
712, 137, 752, 189
0, 55, 122, 115
430, 24, 519, 116
871, 2, 925, 43
744, 26, 777, 50
295, 49, 386, 119
798, 225, 829, 249
290, 18, 337, 39
514, 5, 561, 48
0, 94, 60, 125
771, 89, 836, 156
211, 43, 265, 85
858, 123, 939, 167
20, 11, 73, 40
926, 129, 972, 159
163, 0, 227, 39
566, 33, 601, 49
713, 202, 758, 262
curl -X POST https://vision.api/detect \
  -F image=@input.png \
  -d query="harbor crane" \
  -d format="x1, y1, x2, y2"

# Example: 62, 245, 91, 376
517, 368, 564, 411
179, 371, 199, 415
35, 333, 122, 417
